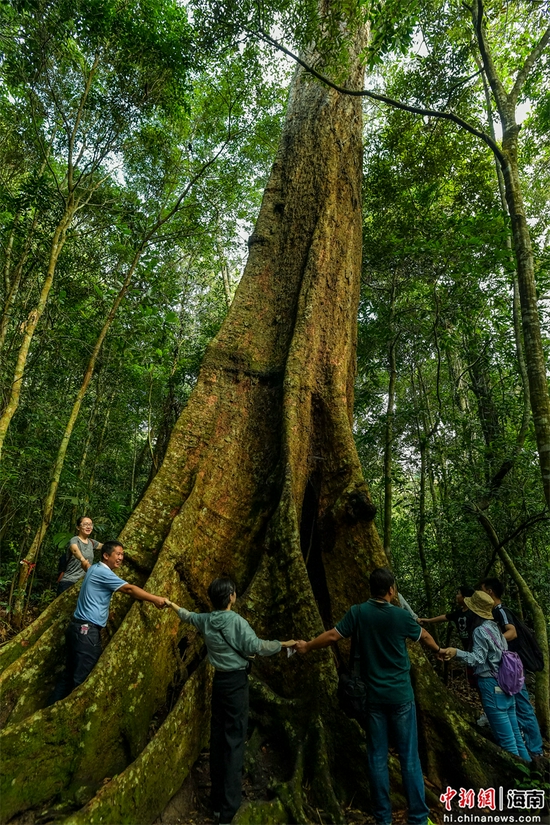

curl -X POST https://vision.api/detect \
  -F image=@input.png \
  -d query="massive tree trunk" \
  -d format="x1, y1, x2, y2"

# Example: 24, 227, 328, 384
0, 30, 529, 825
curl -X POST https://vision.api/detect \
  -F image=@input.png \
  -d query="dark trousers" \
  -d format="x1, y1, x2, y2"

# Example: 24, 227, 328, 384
56, 578, 74, 596
49, 620, 102, 703
210, 669, 249, 823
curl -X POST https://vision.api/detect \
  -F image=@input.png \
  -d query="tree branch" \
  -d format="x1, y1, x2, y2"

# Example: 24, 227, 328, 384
471, 0, 507, 116
254, 29, 506, 166
510, 23, 550, 107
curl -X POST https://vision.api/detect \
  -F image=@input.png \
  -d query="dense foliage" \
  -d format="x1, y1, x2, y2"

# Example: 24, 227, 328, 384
1, 0, 548, 638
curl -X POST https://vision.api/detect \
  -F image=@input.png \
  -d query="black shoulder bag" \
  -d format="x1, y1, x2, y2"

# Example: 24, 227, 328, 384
501, 606, 544, 673
217, 627, 255, 674
337, 604, 367, 726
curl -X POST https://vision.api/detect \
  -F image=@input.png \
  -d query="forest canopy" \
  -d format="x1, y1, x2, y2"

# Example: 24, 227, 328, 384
1, 0, 547, 636
0, 0, 549, 821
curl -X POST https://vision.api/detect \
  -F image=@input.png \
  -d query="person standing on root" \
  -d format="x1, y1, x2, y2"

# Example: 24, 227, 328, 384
57, 516, 103, 595
439, 590, 530, 761
50, 541, 166, 703
295, 567, 440, 825
164, 578, 295, 825
480, 578, 543, 758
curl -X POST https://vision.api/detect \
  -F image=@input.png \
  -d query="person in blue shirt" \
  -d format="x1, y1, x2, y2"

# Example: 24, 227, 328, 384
165, 578, 295, 825
50, 540, 166, 703
295, 567, 440, 825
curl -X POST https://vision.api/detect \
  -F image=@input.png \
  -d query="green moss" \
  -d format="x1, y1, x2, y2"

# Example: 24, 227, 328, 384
233, 798, 289, 824
62, 663, 212, 825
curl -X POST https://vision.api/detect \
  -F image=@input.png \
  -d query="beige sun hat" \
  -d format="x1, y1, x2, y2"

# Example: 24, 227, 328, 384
463, 590, 495, 621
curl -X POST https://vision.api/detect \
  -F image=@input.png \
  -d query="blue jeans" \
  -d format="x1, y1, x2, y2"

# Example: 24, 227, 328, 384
515, 685, 543, 755
365, 701, 429, 825
477, 677, 530, 760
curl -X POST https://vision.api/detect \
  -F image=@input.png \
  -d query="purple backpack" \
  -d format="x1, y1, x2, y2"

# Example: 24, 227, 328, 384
485, 625, 525, 695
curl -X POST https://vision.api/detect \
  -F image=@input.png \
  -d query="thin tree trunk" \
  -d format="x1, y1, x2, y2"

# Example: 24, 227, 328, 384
473, 0, 550, 506
0, 209, 74, 459
417, 437, 435, 625
383, 280, 396, 562
0, 210, 40, 355
412, 365, 437, 621
83, 394, 114, 513
10, 250, 143, 626
0, 154, 49, 355
476, 51, 531, 457
70, 381, 102, 528
216, 238, 233, 309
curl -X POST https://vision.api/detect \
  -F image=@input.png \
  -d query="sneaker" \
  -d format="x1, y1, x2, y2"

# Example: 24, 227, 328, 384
477, 713, 489, 727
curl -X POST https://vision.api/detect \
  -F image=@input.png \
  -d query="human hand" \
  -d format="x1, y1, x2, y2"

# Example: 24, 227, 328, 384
81, 559, 91, 571
280, 640, 296, 648
153, 595, 167, 609
294, 640, 309, 655
417, 618, 428, 625
438, 647, 457, 661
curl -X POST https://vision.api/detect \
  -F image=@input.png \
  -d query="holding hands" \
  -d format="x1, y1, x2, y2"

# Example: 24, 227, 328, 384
437, 647, 457, 661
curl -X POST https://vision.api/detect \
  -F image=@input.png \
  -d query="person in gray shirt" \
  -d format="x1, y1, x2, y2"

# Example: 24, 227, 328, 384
165, 578, 295, 824
57, 516, 103, 595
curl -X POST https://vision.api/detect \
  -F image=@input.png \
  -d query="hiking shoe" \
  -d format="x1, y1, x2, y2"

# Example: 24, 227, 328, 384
477, 713, 489, 727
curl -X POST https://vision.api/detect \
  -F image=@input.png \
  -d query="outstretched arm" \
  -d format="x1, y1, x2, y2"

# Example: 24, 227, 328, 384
164, 600, 295, 649
117, 583, 166, 609
418, 615, 447, 625
418, 627, 442, 654
295, 628, 342, 654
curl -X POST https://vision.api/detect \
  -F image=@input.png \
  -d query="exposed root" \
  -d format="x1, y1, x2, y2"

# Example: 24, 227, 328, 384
61, 662, 212, 825
0, 589, 76, 675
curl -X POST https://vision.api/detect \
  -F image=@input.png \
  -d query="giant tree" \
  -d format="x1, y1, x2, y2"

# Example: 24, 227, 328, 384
0, 6, 532, 825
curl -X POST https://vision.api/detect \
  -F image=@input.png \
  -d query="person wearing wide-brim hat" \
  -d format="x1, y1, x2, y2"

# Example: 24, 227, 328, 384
439, 591, 529, 761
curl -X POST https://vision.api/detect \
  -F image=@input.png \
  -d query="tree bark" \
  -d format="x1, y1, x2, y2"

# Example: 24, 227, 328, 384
472, 0, 550, 507
0, 27, 530, 825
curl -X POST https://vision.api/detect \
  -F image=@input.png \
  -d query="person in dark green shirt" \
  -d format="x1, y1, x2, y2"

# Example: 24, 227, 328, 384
295, 567, 440, 825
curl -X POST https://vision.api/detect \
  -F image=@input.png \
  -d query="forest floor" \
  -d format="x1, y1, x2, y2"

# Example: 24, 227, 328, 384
153, 665, 549, 825
152, 666, 486, 825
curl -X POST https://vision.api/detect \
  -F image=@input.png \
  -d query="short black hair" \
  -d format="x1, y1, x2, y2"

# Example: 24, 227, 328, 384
208, 578, 236, 610
102, 540, 124, 559
458, 585, 474, 598
369, 567, 395, 598
77, 515, 92, 527
480, 577, 504, 598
